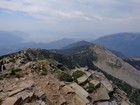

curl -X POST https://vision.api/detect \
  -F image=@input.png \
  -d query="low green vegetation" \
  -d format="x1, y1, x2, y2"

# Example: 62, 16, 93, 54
96, 55, 105, 63
86, 83, 95, 93
106, 62, 118, 69
59, 71, 73, 82
9, 68, 22, 78
10, 68, 22, 75
10, 69, 16, 75
72, 70, 85, 80
0, 68, 22, 79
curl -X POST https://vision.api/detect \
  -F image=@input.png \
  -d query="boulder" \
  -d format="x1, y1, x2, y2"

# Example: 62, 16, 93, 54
70, 83, 90, 104
58, 95, 66, 105
35, 91, 46, 100
76, 70, 92, 85
19, 80, 35, 89
2, 97, 22, 105
8, 87, 26, 97
101, 79, 113, 93
13, 90, 34, 104
97, 101, 117, 105
62, 85, 75, 94
92, 87, 110, 103
84, 71, 92, 77
89, 79, 100, 87
77, 75, 88, 84
121, 101, 130, 105
71, 95, 87, 105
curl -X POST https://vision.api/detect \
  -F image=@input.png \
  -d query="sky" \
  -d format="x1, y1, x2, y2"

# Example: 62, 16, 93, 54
0, 0, 140, 42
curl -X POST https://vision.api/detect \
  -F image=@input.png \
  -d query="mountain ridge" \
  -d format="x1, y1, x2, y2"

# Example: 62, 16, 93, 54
0, 45, 139, 105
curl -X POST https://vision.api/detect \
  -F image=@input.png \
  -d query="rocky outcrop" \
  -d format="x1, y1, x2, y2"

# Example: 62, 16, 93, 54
91, 87, 110, 103
96, 101, 118, 105
0, 50, 135, 105
62, 85, 75, 94
89, 79, 100, 87
101, 79, 113, 93
70, 83, 90, 104
2, 97, 22, 105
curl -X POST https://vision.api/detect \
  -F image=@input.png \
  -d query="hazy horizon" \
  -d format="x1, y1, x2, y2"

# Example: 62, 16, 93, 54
0, 0, 140, 42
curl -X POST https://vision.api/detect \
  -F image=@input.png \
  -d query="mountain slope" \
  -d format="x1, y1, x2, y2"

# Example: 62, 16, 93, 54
93, 33, 140, 57
53, 44, 140, 88
1, 47, 140, 104
92, 45, 140, 88
62, 41, 125, 58
0, 50, 135, 105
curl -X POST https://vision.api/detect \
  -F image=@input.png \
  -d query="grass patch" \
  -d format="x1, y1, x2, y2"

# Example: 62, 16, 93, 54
59, 71, 73, 82
72, 70, 85, 81
10, 68, 22, 76
106, 62, 118, 69
86, 83, 96, 93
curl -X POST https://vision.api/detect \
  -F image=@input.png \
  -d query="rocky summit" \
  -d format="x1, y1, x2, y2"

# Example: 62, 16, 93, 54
0, 48, 138, 105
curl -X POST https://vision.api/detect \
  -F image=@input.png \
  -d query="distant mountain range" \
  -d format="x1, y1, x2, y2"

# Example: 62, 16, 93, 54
0, 31, 24, 47
0, 31, 140, 105
93, 33, 140, 57
0, 31, 80, 56
0, 31, 140, 58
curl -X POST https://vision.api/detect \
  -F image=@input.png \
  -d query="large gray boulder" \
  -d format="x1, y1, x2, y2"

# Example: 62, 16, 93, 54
92, 87, 110, 103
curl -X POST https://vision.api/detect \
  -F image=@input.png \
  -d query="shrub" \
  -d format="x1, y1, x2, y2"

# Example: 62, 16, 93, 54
10, 68, 22, 78
10, 69, 16, 75
59, 71, 73, 82
14, 69, 22, 72
86, 83, 95, 93
72, 70, 85, 80
106, 62, 117, 69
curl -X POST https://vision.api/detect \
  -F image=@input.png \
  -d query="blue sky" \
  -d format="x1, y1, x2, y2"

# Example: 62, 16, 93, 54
0, 0, 140, 42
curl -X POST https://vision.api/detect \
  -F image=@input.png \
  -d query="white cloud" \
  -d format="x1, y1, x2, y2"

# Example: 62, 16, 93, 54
0, 0, 140, 21
0, 0, 140, 41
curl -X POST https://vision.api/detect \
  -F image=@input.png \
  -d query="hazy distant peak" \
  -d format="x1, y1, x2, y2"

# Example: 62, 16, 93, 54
62, 40, 93, 49
93, 32, 140, 57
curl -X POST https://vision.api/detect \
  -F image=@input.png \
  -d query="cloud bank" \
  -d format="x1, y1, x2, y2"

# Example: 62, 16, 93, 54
0, 0, 140, 42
